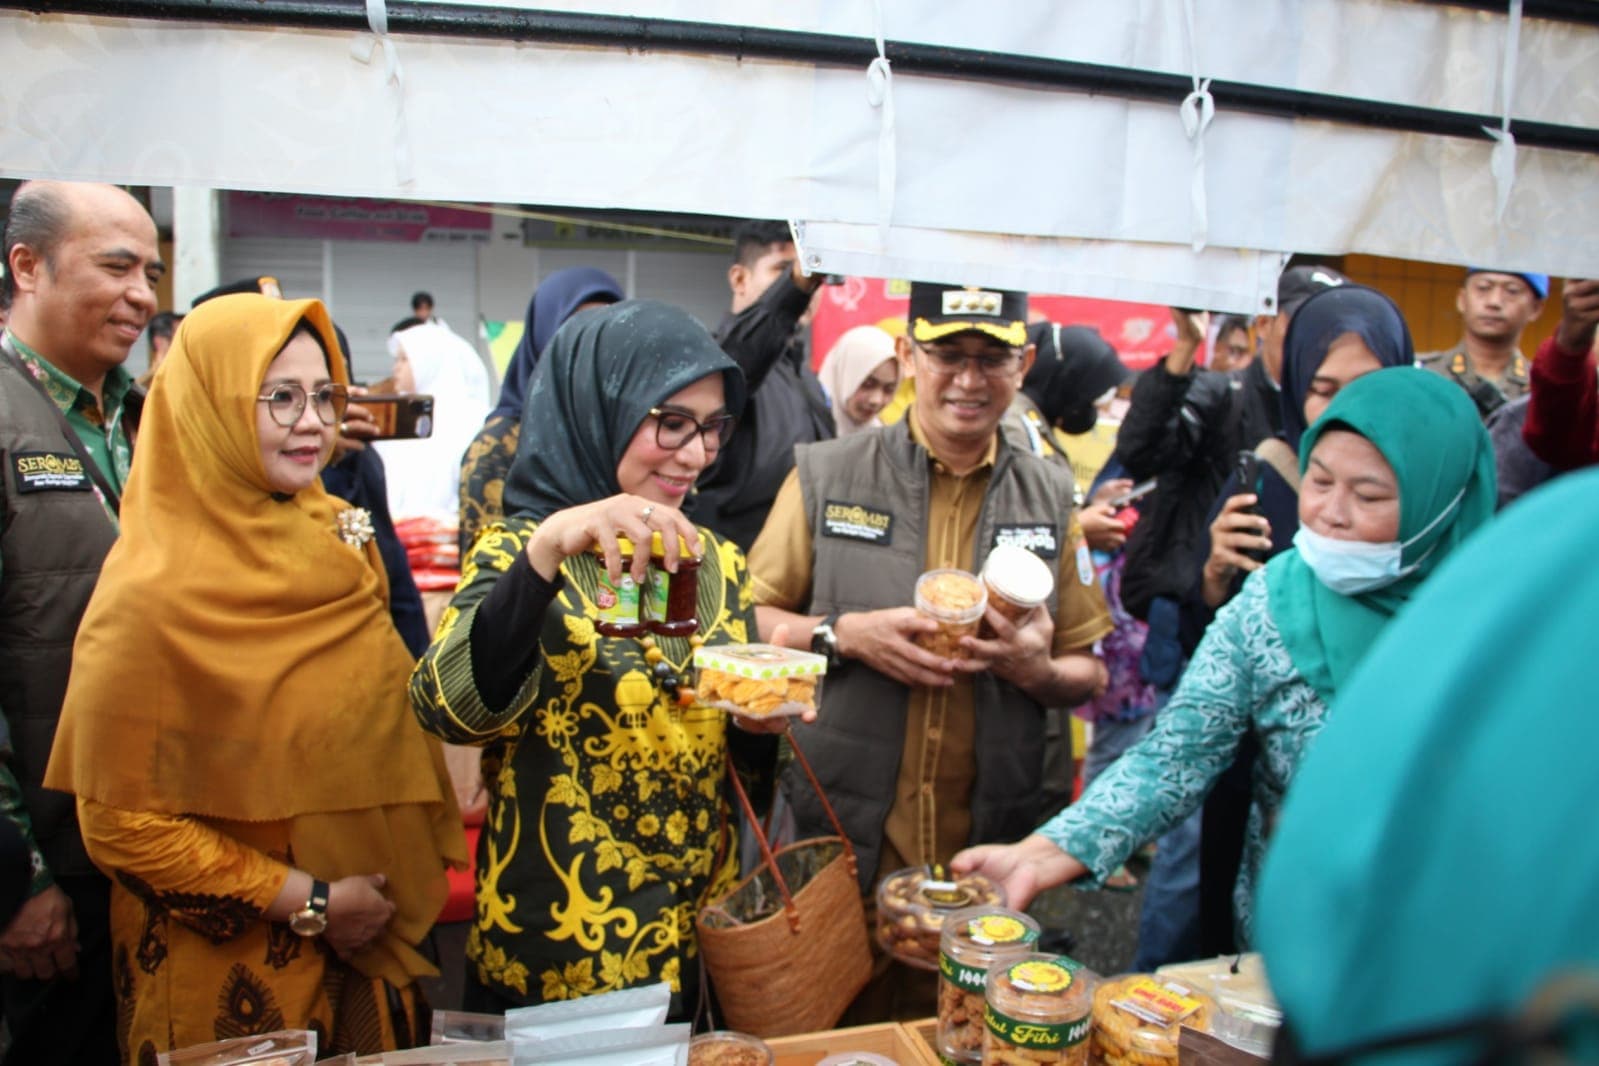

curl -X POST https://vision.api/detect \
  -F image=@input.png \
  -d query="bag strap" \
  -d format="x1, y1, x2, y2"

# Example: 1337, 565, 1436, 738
1253, 436, 1301, 493
722, 731, 859, 934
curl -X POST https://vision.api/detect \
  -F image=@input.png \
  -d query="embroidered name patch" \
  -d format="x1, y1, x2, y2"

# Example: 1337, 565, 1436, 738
11, 452, 91, 493
822, 500, 894, 545
993, 523, 1059, 559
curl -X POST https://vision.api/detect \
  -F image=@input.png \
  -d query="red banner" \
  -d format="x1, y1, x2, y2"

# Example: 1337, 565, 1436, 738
226, 192, 492, 243
811, 277, 1173, 371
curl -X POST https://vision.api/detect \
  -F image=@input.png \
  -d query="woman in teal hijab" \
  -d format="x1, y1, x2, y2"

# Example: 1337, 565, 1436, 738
954, 368, 1495, 946
1258, 466, 1599, 1064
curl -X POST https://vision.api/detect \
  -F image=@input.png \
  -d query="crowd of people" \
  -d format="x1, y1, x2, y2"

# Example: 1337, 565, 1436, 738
0, 179, 1596, 1064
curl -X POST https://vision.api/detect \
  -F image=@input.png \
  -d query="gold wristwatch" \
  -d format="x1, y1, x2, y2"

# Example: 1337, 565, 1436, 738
289, 879, 330, 937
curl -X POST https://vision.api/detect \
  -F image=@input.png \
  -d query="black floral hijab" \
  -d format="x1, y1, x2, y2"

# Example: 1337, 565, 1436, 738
502, 299, 747, 523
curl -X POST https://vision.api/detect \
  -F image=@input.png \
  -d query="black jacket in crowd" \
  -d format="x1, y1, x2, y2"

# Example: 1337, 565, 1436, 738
693, 269, 835, 550
1114, 357, 1281, 625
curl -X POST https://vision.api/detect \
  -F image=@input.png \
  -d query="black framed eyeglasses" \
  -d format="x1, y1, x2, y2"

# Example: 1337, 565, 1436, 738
256, 383, 350, 428
915, 342, 1024, 378
649, 406, 737, 452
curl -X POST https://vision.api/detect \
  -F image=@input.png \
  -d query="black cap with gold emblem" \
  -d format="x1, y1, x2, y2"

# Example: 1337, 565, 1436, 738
907, 281, 1029, 348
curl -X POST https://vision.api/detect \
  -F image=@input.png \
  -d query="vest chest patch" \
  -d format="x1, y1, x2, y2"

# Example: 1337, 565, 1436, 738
992, 523, 1059, 559
821, 500, 894, 545
11, 451, 91, 493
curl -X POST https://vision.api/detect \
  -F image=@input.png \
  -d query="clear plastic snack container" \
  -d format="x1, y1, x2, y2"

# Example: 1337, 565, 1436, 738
875, 864, 1005, 970
693, 643, 827, 719
913, 568, 987, 659
982, 954, 1095, 1065
1087, 972, 1216, 1065
688, 1030, 774, 1066
980, 543, 1054, 624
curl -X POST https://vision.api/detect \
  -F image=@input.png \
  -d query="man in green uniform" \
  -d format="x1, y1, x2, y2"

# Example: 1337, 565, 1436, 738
0, 181, 162, 1064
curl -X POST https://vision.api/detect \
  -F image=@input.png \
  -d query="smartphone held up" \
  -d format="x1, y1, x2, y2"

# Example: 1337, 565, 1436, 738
361, 394, 435, 440
1233, 451, 1267, 564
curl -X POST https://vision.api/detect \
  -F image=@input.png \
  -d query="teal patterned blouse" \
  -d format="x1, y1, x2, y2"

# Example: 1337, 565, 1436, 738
1040, 569, 1329, 944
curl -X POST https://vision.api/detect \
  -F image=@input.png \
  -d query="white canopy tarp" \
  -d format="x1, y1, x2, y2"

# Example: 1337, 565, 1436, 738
2, 0, 1595, 310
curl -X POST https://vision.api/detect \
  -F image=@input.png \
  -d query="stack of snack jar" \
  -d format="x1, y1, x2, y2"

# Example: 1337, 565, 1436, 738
939, 906, 1041, 1063
983, 954, 1094, 1065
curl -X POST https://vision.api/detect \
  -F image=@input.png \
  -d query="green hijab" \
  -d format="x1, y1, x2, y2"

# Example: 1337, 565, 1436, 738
1257, 466, 1599, 1063
1265, 368, 1495, 703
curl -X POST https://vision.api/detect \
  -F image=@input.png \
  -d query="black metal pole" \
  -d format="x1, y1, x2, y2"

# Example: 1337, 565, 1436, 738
7, 0, 1597, 155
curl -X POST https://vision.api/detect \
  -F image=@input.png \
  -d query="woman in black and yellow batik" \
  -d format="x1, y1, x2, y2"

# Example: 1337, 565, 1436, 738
411, 299, 785, 1020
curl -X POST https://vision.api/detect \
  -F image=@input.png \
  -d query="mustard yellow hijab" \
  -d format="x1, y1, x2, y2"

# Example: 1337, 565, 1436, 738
46, 294, 465, 983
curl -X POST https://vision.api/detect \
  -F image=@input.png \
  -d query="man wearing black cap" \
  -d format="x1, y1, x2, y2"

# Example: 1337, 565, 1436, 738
1418, 268, 1547, 419
748, 281, 1110, 1019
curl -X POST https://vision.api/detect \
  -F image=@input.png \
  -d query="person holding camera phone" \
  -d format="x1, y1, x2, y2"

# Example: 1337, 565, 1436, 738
374, 321, 491, 525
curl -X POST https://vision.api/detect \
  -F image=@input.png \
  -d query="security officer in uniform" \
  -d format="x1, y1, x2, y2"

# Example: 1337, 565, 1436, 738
1417, 267, 1548, 419
748, 281, 1111, 1021
0, 180, 162, 1064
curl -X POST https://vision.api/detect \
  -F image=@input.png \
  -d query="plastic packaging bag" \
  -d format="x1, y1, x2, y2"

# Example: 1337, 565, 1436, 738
503, 982, 670, 1040
431, 1010, 506, 1045
511, 1024, 689, 1065
157, 1030, 317, 1066
369, 1044, 513, 1064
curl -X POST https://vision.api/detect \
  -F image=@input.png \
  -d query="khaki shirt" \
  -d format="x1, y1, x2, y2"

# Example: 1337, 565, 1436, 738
749, 413, 1112, 875
1417, 342, 1531, 410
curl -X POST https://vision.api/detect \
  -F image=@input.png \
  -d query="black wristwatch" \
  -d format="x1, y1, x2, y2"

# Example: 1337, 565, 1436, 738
811, 612, 842, 668
289, 879, 330, 937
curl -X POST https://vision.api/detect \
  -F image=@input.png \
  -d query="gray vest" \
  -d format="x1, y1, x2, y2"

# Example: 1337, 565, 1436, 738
0, 352, 122, 878
786, 419, 1075, 890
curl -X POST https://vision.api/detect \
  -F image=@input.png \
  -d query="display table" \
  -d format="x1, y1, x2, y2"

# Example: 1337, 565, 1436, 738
766, 1019, 942, 1065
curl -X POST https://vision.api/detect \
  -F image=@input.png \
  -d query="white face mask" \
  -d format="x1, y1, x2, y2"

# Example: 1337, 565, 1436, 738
1293, 486, 1465, 595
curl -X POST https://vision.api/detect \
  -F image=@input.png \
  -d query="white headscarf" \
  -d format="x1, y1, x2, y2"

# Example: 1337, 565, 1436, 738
817, 325, 897, 436
374, 324, 493, 521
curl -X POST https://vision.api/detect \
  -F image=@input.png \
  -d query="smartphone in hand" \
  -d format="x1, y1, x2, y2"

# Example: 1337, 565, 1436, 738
1110, 478, 1158, 510
361, 394, 435, 440
1234, 451, 1266, 563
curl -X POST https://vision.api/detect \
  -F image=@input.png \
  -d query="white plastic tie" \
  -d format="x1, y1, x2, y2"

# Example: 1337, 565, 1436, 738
1179, 0, 1213, 252
350, 0, 414, 186
865, 2, 896, 245
1482, 0, 1523, 223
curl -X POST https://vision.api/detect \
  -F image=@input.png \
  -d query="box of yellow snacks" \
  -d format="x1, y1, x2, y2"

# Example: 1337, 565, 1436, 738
694, 643, 827, 719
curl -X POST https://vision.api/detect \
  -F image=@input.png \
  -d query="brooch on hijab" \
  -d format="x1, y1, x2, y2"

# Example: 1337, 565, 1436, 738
336, 508, 375, 549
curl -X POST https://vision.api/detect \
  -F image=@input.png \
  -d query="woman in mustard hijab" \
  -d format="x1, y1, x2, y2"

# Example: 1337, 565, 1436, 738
45, 294, 465, 1061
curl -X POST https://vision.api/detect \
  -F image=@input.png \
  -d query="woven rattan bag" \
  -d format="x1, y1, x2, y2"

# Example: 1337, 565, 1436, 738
696, 736, 872, 1037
